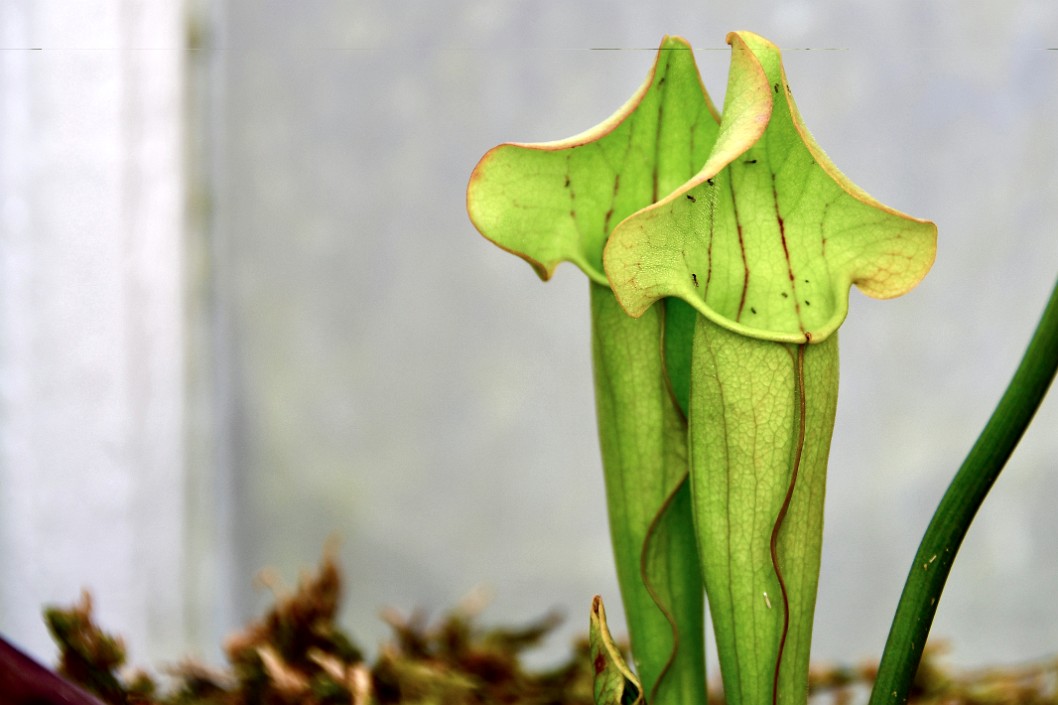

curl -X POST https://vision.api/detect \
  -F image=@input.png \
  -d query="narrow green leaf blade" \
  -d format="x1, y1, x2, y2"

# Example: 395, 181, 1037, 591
869, 277, 1058, 705
689, 319, 838, 705
592, 284, 706, 705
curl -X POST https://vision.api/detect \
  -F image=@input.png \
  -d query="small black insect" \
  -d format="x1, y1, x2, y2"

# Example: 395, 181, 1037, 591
686, 193, 697, 203
744, 158, 758, 164
773, 82, 780, 93
805, 300, 811, 306
706, 178, 715, 186
692, 273, 699, 288
750, 307, 757, 314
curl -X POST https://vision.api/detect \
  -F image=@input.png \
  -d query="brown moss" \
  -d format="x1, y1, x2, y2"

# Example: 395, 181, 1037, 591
44, 591, 135, 704
42, 553, 1058, 705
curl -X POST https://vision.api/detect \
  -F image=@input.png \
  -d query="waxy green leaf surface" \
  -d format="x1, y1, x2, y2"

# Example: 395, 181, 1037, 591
600, 31, 937, 705
468, 37, 717, 705
468, 37, 719, 286
591, 284, 705, 705
690, 320, 838, 705
604, 32, 937, 344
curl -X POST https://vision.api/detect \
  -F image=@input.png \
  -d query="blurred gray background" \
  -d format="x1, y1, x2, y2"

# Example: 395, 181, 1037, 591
2, 0, 1057, 680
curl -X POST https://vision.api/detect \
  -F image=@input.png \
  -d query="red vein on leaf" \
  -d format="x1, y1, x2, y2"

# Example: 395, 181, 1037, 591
603, 172, 621, 236
704, 182, 716, 295
773, 175, 806, 336
770, 342, 808, 705
725, 174, 750, 321
650, 52, 672, 204
736, 220, 749, 321
565, 155, 576, 222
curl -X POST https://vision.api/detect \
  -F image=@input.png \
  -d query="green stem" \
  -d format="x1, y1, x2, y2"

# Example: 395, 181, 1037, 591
869, 276, 1058, 705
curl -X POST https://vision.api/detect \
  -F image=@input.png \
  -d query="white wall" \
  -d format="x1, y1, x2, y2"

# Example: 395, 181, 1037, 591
0, 1, 187, 664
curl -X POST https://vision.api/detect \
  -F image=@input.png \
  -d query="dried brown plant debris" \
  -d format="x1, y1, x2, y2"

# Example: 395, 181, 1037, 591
42, 591, 156, 704
36, 553, 1058, 705
40, 552, 594, 705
